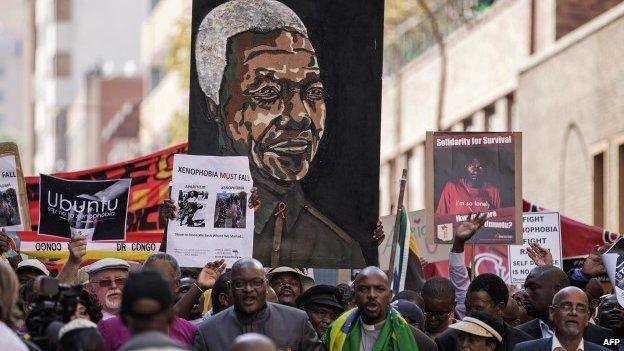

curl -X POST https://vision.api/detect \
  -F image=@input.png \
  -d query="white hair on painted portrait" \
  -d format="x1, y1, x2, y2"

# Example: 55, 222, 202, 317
195, 0, 308, 105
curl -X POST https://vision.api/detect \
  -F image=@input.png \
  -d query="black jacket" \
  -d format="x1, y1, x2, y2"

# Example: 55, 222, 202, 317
435, 322, 533, 351
513, 336, 610, 351
517, 319, 615, 350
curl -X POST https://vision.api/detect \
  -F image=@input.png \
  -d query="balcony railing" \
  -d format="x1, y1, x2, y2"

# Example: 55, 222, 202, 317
384, 0, 496, 76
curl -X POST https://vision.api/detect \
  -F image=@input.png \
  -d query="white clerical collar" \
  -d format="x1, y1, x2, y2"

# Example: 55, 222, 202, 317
552, 334, 584, 351
361, 318, 386, 331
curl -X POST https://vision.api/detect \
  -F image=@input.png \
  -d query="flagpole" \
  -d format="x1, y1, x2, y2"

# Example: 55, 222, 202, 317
388, 169, 407, 284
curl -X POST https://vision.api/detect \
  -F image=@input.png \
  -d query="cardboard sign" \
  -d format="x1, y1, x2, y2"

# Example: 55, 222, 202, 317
0, 142, 30, 231
426, 132, 522, 245
379, 209, 451, 270
167, 155, 254, 267
604, 236, 624, 308
508, 212, 562, 284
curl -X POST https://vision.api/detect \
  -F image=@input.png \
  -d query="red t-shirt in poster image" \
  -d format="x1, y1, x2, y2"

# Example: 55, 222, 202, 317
435, 178, 501, 214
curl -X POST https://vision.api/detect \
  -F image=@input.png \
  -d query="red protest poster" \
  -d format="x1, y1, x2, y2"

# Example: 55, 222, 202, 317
426, 132, 522, 245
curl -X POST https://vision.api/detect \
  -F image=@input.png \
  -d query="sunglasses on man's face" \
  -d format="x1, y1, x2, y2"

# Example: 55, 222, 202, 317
91, 277, 126, 288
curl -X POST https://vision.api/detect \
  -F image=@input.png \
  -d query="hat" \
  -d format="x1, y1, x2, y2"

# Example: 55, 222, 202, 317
16, 259, 50, 276
121, 270, 173, 317
84, 258, 129, 276
58, 319, 98, 340
266, 267, 315, 291
448, 317, 503, 342
391, 299, 424, 327
297, 284, 345, 311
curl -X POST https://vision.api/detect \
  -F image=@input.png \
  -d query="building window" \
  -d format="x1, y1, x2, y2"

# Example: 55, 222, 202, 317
484, 104, 495, 131
593, 152, 605, 227
619, 145, 624, 232
506, 93, 515, 131
55, 0, 71, 21
149, 66, 164, 91
54, 52, 71, 77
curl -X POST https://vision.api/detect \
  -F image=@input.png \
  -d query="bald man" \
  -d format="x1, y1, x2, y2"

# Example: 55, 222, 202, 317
322, 267, 436, 351
193, 258, 321, 351
517, 267, 614, 348
231, 333, 276, 351
513, 287, 610, 351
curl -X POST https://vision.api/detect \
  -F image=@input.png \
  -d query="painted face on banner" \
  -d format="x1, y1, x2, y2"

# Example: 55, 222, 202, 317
220, 30, 326, 182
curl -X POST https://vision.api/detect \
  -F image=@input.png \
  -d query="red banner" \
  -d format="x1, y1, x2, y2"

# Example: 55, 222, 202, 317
18, 143, 188, 260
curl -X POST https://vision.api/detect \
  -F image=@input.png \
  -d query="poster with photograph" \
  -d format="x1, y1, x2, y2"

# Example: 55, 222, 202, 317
38, 175, 131, 241
603, 236, 624, 308
188, 0, 383, 268
426, 132, 522, 245
508, 212, 562, 284
0, 142, 30, 231
166, 154, 254, 267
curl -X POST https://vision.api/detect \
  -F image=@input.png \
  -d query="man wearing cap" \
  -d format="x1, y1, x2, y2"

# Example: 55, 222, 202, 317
16, 259, 50, 284
514, 287, 610, 351
297, 284, 345, 336
323, 267, 436, 351
267, 267, 315, 307
118, 270, 189, 351
85, 257, 130, 320
391, 299, 425, 331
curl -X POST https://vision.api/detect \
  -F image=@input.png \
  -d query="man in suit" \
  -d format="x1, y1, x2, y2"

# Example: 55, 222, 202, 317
513, 287, 610, 351
517, 266, 614, 347
193, 258, 322, 351
435, 273, 533, 351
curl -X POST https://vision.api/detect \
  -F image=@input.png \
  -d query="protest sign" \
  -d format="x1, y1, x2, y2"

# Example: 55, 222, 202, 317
508, 212, 562, 284
379, 210, 451, 269
426, 132, 522, 245
189, 0, 383, 268
22, 143, 185, 260
0, 142, 30, 231
603, 236, 624, 308
166, 154, 254, 267
38, 174, 131, 241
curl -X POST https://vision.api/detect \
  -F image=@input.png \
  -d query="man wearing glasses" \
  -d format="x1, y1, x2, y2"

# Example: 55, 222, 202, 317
193, 258, 322, 350
518, 266, 614, 349
513, 287, 610, 351
84, 257, 130, 320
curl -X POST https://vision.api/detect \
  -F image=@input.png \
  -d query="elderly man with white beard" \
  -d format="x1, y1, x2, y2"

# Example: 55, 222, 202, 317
85, 258, 130, 320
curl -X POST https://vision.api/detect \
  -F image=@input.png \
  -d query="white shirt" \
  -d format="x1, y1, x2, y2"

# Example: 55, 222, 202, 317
101, 310, 116, 320
552, 334, 584, 351
539, 319, 554, 338
0, 321, 28, 351
360, 318, 386, 351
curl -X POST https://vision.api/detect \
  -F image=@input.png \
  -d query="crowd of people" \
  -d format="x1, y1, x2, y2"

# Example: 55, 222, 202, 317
0, 199, 622, 351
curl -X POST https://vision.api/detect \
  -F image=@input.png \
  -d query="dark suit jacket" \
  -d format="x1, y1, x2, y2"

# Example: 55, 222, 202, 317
435, 322, 533, 351
410, 325, 438, 351
517, 319, 615, 350
513, 337, 610, 351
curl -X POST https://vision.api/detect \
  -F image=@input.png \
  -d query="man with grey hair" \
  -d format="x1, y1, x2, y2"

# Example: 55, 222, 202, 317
193, 0, 367, 268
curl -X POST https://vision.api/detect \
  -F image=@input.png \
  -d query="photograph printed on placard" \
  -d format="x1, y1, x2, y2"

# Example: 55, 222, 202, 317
213, 191, 247, 229
0, 188, 20, 227
177, 190, 209, 228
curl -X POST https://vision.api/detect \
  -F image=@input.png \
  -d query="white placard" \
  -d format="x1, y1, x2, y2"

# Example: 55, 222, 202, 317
379, 209, 451, 270
508, 212, 562, 284
0, 155, 24, 231
166, 155, 254, 267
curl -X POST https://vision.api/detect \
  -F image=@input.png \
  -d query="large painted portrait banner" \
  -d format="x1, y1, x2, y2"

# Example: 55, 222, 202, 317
426, 132, 522, 245
188, 0, 384, 268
